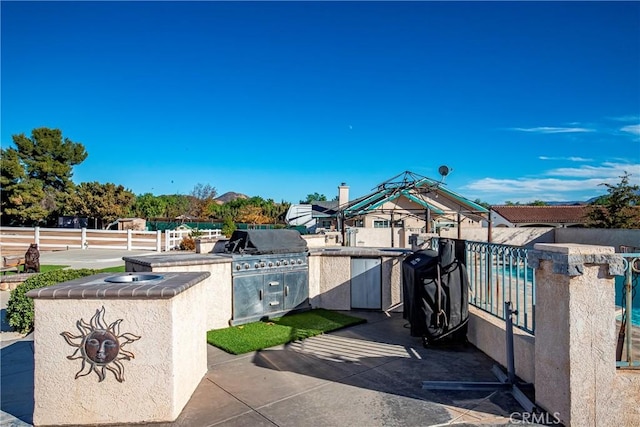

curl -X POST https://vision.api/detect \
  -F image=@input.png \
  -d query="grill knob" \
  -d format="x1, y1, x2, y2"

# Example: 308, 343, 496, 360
268, 262, 274, 267
236, 265, 241, 270
255, 263, 259, 268
283, 260, 289, 265
297, 259, 302, 264
260, 262, 265, 267
244, 263, 250, 269
276, 261, 281, 266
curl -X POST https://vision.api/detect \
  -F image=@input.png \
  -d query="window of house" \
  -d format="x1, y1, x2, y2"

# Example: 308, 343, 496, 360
354, 219, 364, 227
373, 220, 390, 228
319, 219, 332, 228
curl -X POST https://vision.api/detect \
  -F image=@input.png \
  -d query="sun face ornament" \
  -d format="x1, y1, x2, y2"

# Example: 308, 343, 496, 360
61, 306, 141, 382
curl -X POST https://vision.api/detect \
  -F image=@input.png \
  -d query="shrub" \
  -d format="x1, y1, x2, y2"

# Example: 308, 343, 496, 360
221, 216, 236, 237
179, 236, 195, 251
6, 269, 98, 334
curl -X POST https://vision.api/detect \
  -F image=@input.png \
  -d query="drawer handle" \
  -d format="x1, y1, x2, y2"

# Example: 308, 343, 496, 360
259, 289, 263, 300
285, 286, 289, 296
269, 281, 280, 286
269, 301, 280, 306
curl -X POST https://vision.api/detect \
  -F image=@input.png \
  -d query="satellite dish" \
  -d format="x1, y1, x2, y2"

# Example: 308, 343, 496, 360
438, 165, 450, 177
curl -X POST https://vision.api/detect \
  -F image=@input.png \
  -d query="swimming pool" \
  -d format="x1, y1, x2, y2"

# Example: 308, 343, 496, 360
615, 275, 639, 326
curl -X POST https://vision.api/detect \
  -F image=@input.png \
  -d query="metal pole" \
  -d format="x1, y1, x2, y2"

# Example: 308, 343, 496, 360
505, 301, 516, 384
391, 212, 395, 248
626, 266, 633, 363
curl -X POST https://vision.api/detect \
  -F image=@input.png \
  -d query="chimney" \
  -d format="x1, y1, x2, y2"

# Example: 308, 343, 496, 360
338, 183, 349, 207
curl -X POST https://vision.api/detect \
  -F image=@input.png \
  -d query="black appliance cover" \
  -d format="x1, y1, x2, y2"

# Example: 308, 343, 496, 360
226, 229, 308, 255
402, 239, 469, 343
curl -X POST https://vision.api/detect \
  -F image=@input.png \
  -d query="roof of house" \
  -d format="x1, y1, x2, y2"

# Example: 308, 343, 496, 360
491, 205, 589, 224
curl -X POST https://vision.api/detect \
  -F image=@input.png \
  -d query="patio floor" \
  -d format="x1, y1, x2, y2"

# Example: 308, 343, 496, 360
2, 310, 543, 426
155, 311, 535, 426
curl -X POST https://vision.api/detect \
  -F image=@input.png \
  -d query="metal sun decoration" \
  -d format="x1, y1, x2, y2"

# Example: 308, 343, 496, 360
61, 306, 141, 383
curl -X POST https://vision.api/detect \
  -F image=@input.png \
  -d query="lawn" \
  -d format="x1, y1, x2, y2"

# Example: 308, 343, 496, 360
207, 309, 366, 355
3, 265, 125, 275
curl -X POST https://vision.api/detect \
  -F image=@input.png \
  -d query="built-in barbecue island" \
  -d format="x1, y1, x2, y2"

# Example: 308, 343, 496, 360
124, 230, 408, 331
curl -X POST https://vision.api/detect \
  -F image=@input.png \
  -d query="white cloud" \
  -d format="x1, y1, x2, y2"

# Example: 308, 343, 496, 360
621, 124, 640, 136
511, 126, 595, 134
608, 115, 640, 122
544, 162, 640, 179
463, 162, 640, 204
538, 156, 592, 162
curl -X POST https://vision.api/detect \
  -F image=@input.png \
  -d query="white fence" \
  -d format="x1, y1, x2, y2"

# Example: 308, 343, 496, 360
0, 226, 222, 253
164, 229, 222, 251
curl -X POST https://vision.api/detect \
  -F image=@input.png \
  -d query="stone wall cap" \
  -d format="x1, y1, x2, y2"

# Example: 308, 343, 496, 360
124, 253, 232, 268
26, 271, 211, 300
533, 243, 615, 255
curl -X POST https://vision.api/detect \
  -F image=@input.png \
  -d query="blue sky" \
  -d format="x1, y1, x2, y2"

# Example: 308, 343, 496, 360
2, 1, 639, 205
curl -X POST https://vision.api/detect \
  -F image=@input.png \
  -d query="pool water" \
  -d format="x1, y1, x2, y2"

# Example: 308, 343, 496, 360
615, 275, 639, 326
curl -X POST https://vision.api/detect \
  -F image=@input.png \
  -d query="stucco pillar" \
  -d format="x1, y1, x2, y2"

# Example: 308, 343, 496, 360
528, 243, 624, 427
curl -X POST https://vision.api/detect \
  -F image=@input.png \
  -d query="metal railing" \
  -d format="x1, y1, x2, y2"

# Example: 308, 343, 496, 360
464, 241, 535, 334
617, 248, 639, 369
422, 237, 534, 334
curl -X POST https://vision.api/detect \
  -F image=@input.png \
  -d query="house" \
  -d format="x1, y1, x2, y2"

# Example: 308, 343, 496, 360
490, 205, 589, 228
287, 172, 489, 248
285, 201, 339, 233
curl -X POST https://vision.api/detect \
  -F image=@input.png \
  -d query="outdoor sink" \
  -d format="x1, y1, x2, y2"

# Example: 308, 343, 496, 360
104, 273, 164, 283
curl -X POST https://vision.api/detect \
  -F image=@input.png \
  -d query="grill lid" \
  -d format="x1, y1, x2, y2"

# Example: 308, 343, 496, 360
225, 229, 308, 254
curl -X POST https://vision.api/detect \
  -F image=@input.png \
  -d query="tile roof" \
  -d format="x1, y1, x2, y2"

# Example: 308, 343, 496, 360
491, 205, 589, 224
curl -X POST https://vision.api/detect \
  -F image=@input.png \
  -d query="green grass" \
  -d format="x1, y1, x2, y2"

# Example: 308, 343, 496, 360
2, 265, 69, 275
207, 309, 367, 355
37, 265, 69, 273
3, 264, 125, 275
97, 265, 125, 273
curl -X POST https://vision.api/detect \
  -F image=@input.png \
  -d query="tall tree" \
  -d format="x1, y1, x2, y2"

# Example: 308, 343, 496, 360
12, 127, 87, 192
237, 205, 270, 225
300, 192, 327, 204
132, 193, 167, 219
159, 194, 190, 219
1, 128, 87, 225
188, 183, 217, 219
66, 182, 136, 228
585, 172, 640, 229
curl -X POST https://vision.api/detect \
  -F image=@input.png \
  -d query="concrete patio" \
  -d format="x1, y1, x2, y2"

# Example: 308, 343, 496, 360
2, 310, 538, 427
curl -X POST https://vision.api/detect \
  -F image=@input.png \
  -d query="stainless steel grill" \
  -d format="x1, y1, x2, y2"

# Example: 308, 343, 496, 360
226, 230, 310, 325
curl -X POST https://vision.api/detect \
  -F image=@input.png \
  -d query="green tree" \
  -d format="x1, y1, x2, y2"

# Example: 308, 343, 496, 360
472, 199, 491, 210
585, 172, 640, 229
1, 178, 50, 225
132, 193, 167, 218
159, 194, 190, 219
1, 128, 87, 225
221, 216, 236, 237
12, 127, 87, 192
67, 182, 136, 228
188, 183, 217, 219
300, 192, 327, 204
528, 200, 547, 206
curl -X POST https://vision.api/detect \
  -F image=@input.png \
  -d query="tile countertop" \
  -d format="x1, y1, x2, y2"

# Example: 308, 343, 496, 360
26, 272, 211, 299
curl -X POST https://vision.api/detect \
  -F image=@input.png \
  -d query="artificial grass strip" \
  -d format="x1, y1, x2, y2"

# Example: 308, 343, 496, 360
207, 308, 366, 355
